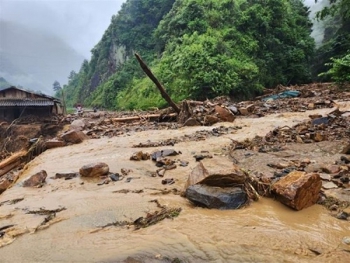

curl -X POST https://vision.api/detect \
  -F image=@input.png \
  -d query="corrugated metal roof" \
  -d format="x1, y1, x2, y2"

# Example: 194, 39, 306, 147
0, 99, 55, 107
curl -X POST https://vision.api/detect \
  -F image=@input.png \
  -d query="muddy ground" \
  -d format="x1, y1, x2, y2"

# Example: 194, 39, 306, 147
0, 101, 350, 262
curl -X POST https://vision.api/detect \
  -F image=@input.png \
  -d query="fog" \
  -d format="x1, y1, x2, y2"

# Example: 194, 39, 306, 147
1, 0, 124, 58
0, 0, 125, 93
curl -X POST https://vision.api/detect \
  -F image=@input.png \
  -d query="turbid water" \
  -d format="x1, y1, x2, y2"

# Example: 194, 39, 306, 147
0, 107, 349, 263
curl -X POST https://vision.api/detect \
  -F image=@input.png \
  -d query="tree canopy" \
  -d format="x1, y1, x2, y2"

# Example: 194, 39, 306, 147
63, 0, 319, 110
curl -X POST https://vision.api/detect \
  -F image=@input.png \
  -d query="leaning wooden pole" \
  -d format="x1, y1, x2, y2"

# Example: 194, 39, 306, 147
134, 53, 180, 114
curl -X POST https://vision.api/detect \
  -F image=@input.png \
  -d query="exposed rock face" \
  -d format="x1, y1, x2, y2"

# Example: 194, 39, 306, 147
23, 170, 47, 187
60, 130, 87, 144
272, 171, 322, 211
79, 162, 109, 177
185, 184, 247, 209
130, 151, 150, 161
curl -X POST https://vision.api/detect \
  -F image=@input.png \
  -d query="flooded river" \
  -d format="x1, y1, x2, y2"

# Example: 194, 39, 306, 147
0, 108, 349, 262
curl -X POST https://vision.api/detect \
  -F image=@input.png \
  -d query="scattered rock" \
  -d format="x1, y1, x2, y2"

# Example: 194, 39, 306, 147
342, 143, 350, 154
185, 184, 247, 209
70, 119, 86, 131
272, 171, 322, 210
79, 162, 109, 177
0, 174, 18, 193
44, 139, 66, 149
151, 149, 179, 161
343, 237, 350, 245
130, 151, 150, 161
322, 181, 339, 189
183, 118, 200, 126
214, 105, 236, 122
60, 130, 87, 144
322, 165, 340, 174
54, 172, 78, 179
23, 170, 47, 187
162, 178, 175, 185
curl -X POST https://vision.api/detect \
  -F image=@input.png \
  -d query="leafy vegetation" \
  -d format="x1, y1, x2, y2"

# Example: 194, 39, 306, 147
313, 0, 350, 83
63, 0, 317, 110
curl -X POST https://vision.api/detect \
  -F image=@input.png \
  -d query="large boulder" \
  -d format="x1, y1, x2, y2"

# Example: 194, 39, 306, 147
79, 162, 109, 177
185, 162, 246, 189
23, 170, 47, 187
60, 130, 87, 144
185, 184, 247, 209
70, 119, 86, 131
214, 105, 236, 122
272, 171, 321, 210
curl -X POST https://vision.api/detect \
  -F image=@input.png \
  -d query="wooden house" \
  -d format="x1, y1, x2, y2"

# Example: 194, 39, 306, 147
0, 86, 63, 122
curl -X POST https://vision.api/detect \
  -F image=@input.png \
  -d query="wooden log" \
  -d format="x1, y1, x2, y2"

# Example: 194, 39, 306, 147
0, 150, 26, 170
0, 160, 20, 177
134, 53, 180, 114
111, 113, 177, 123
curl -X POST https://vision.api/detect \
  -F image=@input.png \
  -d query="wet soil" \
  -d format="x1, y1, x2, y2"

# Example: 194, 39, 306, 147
0, 106, 350, 262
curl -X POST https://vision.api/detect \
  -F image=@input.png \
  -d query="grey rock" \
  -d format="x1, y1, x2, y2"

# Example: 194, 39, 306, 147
185, 184, 247, 209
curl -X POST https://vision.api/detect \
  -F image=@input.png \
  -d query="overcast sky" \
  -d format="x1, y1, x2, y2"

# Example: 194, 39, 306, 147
0, 0, 125, 59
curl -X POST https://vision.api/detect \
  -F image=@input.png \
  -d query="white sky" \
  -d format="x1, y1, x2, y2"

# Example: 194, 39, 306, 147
0, 0, 125, 58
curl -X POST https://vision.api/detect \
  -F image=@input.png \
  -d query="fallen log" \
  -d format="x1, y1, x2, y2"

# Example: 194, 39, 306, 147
135, 53, 180, 114
0, 160, 20, 177
111, 113, 177, 123
0, 150, 26, 170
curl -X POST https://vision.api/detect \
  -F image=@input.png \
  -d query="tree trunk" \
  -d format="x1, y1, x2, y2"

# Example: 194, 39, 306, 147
134, 53, 180, 114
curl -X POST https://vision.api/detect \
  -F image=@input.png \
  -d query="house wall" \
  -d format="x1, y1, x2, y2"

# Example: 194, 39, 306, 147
0, 88, 41, 99
0, 106, 53, 122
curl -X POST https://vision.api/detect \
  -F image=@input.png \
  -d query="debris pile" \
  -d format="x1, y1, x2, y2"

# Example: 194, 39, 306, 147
230, 109, 350, 152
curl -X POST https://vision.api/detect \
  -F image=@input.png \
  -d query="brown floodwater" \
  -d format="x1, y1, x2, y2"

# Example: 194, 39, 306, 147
0, 107, 349, 263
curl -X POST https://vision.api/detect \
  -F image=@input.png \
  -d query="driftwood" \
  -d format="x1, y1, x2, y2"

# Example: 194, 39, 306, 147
134, 53, 180, 114
111, 113, 177, 123
0, 151, 26, 177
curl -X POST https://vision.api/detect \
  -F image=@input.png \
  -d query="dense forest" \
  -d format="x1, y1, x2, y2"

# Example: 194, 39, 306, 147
60, 0, 350, 110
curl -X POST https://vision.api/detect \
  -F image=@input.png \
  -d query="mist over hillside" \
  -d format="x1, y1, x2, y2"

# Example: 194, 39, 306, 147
0, 20, 85, 95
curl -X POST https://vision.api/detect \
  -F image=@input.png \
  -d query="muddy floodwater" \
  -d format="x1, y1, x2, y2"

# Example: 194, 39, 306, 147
1, 108, 350, 262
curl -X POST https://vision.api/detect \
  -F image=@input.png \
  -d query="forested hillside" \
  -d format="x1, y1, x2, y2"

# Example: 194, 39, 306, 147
62, 0, 349, 110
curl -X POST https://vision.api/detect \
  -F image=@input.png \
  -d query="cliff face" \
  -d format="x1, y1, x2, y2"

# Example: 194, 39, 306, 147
63, 0, 175, 107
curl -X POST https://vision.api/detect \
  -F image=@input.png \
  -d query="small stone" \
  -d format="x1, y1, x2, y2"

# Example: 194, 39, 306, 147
322, 181, 338, 189
183, 118, 200, 126
44, 139, 66, 149
336, 211, 348, 220
343, 237, 350, 245
55, 172, 78, 179
322, 165, 340, 174
79, 162, 109, 177
130, 151, 150, 161
319, 173, 331, 181
307, 103, 315, 110
204, 115, 219, 125
342, 143, 350, 154
23, 170, 47, 187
